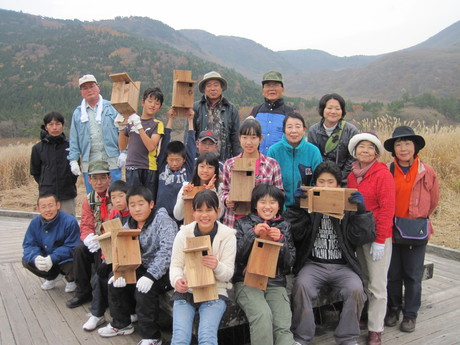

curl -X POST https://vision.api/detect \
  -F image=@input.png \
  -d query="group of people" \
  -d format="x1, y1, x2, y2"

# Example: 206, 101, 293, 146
22, 70, 439, 345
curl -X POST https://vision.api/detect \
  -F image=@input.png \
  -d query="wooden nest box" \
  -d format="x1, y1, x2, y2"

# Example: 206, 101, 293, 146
183, 235, 218, 303
172, 70, 196, 117
182, 186, 205, 225
244, 233, 283, 290
109, 72, 141, 118
95, 218, 142, 284
229, 158, 256, 215
299, 186, 358, 219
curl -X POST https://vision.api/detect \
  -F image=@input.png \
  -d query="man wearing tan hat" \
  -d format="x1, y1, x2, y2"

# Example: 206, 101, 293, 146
186, 71, 241, 161
68, 74, 122, 193
250, 71, 295, 155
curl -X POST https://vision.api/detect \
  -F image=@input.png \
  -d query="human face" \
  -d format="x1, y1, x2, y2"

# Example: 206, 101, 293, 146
197, 161, 216, 184
110, 191, 127, 211
167, 154, 186, 172
37, 196, 60, 221
262, 82, 284, 102
80, 82, 100, 106
89, 174, 111, 194
355, 140, 377, 168
284, 117, 306, 147
196, 139, 218, 154
394, 139, 415, 166
142, 96, 162, 117
45, 119, 64, 137
193, 204, 219, 233
204, 79, 223, 101
323, 99, 343, 128
256, 195, 280, 221
239, 133, 262, 156
315, 172, 340, 188
128, 195, 154, 226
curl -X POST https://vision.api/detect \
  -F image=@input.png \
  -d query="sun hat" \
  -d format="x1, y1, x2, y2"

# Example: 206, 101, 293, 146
198, 71, 227, 93
383, 126, 426, 154
79, 74, 97, 87
348, 133, 384, 158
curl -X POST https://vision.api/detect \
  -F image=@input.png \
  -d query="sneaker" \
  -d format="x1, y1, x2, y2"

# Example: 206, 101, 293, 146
137, 339, 162, 345
64, 281, 77, 293
130, 313, 138, 323
400, 318, 416, 332
41, 274, 63, 290
98, 323, 134, 337
83, 315, 105, 331
384, 307, 400, 327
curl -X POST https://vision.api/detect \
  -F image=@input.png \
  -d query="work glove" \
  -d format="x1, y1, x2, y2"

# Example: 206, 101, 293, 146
128, 114, 143, 133
136, 276, 154, 293
294, 187, 307, 199
117, 152, 127, 168
34, 255, 47, 271
114, 113, 127, 130
348, 191, 366, 214
42, 255, 53, 272
108, 276, 127, 288
83, 233, 101, 253
370, 242, 385, 261
70, 160, 81, 176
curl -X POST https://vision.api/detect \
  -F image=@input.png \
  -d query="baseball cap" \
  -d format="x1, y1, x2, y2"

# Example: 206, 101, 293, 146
88, 160, 110, 175
262, 71, 283, 87
79, 74, 98, 87
198, 130, 218, 143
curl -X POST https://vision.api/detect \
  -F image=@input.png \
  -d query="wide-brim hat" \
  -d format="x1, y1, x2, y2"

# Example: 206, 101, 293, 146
383, 126, 425, 153
198, 71, 227, 93
79, 74, 97, 87
348, 133, 384, 158
88, 160, 110, 175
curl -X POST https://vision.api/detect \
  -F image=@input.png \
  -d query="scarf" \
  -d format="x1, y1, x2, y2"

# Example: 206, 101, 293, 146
98, 194, 109, 221
80, 95, 103, 124
324, 120, 346, 154
351, 159, 377, 184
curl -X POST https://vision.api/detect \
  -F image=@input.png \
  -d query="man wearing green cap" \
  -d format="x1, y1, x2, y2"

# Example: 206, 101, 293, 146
186, 71, 241, 161
250, 71, 295, 155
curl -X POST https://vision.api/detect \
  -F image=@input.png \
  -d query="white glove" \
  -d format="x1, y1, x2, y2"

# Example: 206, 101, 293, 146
42, 255, 53, 272
70, 160, 81, 176
370, 242, 385, 261
114, 113, 127, 130
83, 233, 101, 253
136, 276, 153, 293
128, 114, 143, 133
117, 152, 127, 168
34, 255, 47, 271
108, 276, 127, 288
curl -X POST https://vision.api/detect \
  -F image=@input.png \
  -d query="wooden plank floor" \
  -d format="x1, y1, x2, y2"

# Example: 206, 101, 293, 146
1, 214, 460, 345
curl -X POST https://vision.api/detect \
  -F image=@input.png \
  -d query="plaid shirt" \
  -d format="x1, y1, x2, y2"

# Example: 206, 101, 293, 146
221, 153, 284, 228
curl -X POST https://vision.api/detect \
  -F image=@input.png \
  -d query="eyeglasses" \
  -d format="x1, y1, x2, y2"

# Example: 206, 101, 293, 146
80, 83, 97, 91
263, 82, 282, 89
199, 142, 217, 147
90, 176, 109, 182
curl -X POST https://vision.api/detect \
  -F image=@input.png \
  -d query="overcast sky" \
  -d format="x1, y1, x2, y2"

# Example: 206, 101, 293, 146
2, 0, 459, 56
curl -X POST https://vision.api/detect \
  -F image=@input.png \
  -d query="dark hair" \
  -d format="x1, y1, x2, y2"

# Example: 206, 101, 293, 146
108, 180, 128, 197
191, 153, 220, 189
250, 184, 285, 214
394, 138, 422, 158
142, 87, 164, 105
37, 193, 59, 205
318, 93, 347, 118
282, 112, 306, 132
192, 189, 219, 212
43, 112, 65, 126
166, 141, 186, 159
239, 118, 262, 138
313, 161, 342, 185
127, 185, 153, 204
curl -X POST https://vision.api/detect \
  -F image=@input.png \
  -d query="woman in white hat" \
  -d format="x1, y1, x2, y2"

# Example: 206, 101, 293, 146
347, 133, 396, 345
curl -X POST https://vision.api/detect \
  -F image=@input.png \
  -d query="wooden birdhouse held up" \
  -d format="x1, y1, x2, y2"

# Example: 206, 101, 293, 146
172, 70, 196, 117
229, 158, 256, 215
182, 185, 205, 225
95, 218, 142, 284
299, 186, 357, 219
109, 72, 141, 119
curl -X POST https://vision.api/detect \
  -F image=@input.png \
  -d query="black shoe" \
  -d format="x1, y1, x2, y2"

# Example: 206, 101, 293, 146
400, 318, 416, 332
384, 307, 400, 327
66, 294, 92, 308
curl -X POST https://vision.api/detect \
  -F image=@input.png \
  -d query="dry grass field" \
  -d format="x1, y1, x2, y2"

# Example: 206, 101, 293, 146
1, 117, 459, 249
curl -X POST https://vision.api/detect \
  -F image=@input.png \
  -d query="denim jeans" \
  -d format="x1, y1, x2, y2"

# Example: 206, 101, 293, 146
171, 299, 226, 345
83, 168, 122, 193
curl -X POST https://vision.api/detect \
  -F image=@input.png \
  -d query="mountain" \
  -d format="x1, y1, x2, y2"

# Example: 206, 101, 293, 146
408, 20, 460, 50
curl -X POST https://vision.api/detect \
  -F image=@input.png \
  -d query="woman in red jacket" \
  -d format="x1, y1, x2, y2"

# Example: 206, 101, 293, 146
383, 126, 439, 334
347, 133, 395, 345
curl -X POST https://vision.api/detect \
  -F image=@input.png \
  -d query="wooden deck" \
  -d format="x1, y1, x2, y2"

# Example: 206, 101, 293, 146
1, 213, 459, 345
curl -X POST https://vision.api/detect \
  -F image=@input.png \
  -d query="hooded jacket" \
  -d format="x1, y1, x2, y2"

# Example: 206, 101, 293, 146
30, 130, 78, 201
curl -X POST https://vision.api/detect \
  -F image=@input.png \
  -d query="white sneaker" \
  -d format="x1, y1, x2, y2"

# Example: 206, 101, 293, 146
137, 339, 162, 345
64, 281, 77, 293
41, 274, 63, 290
130, 313, 138, 323
98, 323, 134, 337
83, 315, 105, 331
